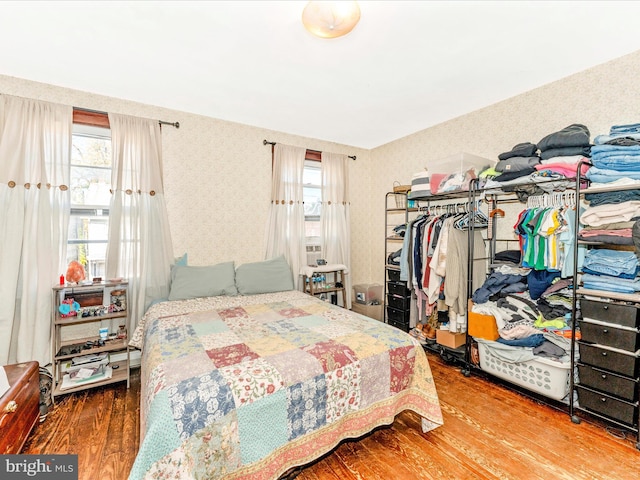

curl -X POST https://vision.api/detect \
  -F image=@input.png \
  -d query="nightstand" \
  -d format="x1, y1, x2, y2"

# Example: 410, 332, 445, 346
301, 264, 347, 307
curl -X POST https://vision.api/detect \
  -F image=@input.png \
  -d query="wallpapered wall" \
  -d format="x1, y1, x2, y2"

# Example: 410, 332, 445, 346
1, 49, 639, 289
369, 49, 640, 286
0, 74, 372, 285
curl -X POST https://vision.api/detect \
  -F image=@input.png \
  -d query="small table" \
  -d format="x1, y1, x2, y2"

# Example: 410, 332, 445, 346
301, 264, 347, 307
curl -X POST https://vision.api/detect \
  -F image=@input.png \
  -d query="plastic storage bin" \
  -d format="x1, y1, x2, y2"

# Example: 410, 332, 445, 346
427, 152, 493, 179
408, 152, 494, 199
477, 341, 571, 401
353, 284, 383, 305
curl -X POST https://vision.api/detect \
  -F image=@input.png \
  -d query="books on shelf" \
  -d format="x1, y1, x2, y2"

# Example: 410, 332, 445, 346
61, 352, 110, 373
60, 365, 113, 391
69, 364, 105, 381
71, 352, 109, 366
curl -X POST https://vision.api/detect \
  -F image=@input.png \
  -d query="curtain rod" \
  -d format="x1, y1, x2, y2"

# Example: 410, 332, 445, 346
74, 107, 179, 129
263, 139, 356, 160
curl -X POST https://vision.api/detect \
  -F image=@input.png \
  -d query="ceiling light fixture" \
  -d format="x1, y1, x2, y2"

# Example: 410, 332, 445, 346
302, 1, 361, 39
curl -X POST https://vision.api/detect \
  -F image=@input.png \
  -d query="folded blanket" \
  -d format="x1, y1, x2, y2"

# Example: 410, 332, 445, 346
580, 201, 640, 227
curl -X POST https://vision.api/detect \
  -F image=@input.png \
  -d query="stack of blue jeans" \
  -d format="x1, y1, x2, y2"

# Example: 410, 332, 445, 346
581, 249, 640, 294
588, 123, 640, 183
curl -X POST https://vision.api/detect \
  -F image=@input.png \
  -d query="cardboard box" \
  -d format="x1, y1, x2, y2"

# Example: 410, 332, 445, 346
351, 302, 383, 321
353, 284, 383, 305
436, 329, 466, 349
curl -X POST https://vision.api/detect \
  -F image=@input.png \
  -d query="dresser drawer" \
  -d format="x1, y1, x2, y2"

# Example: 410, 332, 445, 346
576, 385, 638, 426
387, 306, 410, 332
387, 269, 401, 282
580, 320, 640, 352
581, 299, 640, 328
387, 281, 410, 297
0, 361, 40, 454
387, 294, 410, 310
577, 363, 638, 402
578, 342, 639, 377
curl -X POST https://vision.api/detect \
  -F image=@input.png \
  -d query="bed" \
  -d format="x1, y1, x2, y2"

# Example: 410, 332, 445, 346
127, 259, 443, 480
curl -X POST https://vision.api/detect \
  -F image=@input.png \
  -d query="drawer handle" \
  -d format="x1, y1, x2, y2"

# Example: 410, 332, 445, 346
603, 305, 609, 310
601, 374, 607, 379
602, 329, 608, 334
3, 401, 17, 413
601, 352, 608, 357
600, 397, 607, 403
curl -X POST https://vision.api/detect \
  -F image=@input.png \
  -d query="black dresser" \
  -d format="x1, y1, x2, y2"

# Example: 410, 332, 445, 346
574, 298, 639, 436
385, 268, 411, 332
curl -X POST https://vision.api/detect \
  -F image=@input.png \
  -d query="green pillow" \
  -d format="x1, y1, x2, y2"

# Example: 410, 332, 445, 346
168, 262, 238, 301
235, 256, 294, 295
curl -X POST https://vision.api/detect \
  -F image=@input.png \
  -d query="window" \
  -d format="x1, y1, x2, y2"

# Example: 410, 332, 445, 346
303, 159, 324, 264
303, 159, 321, 243
67, 123, 112, 279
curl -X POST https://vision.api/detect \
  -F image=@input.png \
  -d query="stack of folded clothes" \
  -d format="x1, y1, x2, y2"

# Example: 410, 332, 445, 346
580, 123, 640, 245
408, 170, 431, 199
483, 126, 592, 200
534, 123, 591, 186
579, 197, 640, 246
581, 248, 640, 294
586, 122, 640, 186
537, 123, 592, 161
483, 141, 543, 199
494, 142, 540, 182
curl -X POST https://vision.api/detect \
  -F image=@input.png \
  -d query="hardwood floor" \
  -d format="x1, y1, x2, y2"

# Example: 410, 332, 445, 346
22, 352, 639, 480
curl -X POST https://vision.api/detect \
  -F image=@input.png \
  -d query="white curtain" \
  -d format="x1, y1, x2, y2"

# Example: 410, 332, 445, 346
265, 144, 307, 288
0, 95, 72, 366
321, 152, 352, 308
106, 113, 174, 334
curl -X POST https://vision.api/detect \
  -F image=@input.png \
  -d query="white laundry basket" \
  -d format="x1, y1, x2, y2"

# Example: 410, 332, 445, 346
478, 342, 571, 401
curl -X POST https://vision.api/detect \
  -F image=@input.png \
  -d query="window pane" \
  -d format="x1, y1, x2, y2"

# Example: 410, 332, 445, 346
68, 212, 109, 242
68, 127, 112, 275
71, 133, 111, 167
305, 219, 321, 241
70, 165, 112, 206
303, 161, 322, 218
66, 242, 107, 279
303, 162, 321, 185
303, 186, 321, 216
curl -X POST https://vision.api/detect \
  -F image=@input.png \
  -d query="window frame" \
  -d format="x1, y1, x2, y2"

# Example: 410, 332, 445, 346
68, 109, 112, 278
303, 156, 322, 247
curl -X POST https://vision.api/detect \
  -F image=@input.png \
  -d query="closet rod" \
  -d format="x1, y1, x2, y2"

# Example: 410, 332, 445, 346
263, 139, 356, 160
73, 107, 179, 129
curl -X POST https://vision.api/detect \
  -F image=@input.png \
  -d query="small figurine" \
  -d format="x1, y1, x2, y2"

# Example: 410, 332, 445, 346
59, 298, 80, 317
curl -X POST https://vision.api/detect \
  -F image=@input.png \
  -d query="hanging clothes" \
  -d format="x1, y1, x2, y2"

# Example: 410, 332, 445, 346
513, 193, 576, 274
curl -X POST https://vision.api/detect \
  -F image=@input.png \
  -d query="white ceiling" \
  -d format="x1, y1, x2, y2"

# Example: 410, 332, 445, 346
1, 1, 640, 149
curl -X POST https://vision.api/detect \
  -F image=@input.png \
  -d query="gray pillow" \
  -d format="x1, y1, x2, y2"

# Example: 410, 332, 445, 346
168, 262, 238, 301
235, 256, 294, 295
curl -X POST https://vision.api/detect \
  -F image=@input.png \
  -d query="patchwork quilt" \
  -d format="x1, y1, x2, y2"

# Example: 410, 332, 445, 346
128, 290, 443, 480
